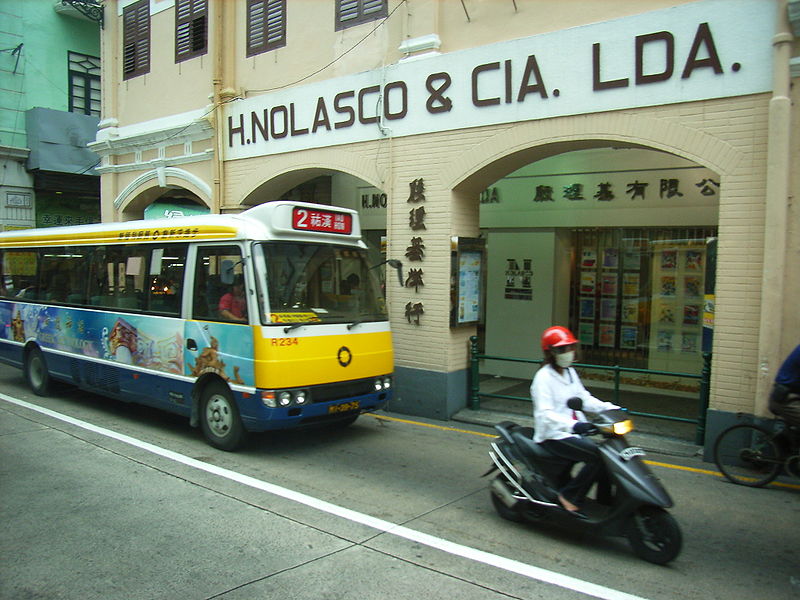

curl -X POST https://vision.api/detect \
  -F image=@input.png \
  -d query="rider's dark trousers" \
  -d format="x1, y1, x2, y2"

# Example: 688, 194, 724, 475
540, 436, 602, 506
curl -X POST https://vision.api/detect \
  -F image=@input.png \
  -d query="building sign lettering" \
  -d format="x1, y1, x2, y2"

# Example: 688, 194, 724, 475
224, 0, 773, 160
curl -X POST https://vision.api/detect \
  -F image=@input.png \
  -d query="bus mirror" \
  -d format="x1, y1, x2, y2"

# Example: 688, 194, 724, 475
371, 259, 404, 287
387, 259, 403, 287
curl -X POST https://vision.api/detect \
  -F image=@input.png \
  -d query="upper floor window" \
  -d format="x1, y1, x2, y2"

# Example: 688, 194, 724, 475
123, 0, 150, 79
176, 0, 208, 63
335, 0, 387, 31
68, 52, 101, 117
246, 0, 286, 57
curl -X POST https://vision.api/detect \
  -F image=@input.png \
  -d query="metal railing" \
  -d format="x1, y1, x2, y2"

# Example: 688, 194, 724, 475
469, 336, 712, 445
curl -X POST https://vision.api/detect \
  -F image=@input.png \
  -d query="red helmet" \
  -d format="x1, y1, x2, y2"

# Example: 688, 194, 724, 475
541, 326, 578, 352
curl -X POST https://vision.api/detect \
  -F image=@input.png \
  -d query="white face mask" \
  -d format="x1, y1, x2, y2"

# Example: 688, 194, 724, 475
555, 351, 575, 368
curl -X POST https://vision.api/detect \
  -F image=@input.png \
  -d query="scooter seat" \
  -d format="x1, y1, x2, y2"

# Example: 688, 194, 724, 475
511, 430, 565, 465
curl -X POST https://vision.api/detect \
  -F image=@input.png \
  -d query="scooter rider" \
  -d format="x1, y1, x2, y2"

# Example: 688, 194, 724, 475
531, 326, 620, 515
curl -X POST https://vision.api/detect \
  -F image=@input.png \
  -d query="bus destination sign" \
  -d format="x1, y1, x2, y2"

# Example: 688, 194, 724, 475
292, 207, 353, 235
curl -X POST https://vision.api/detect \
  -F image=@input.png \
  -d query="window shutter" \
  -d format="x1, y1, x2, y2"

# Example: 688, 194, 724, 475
247, 0, 286, 57
336, 0, 387, 31
176, 0, 208, 63
123, 0, 150, 79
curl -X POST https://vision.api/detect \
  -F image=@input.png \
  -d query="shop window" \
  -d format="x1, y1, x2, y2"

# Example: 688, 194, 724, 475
569, 227, 716, 374
335, 0, 387, 30
246, 0, 286, 57
123, 0, 150, 80
68, 52, 100, 117
176, 0, 208, 63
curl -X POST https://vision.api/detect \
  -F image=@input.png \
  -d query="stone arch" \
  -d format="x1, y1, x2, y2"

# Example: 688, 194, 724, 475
114, 167, 213, 217
442, 112, 742, 195
229, 147, 385, 206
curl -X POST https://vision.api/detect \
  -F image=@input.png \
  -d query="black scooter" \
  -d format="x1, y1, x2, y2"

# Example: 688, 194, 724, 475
484, 398, 682, 564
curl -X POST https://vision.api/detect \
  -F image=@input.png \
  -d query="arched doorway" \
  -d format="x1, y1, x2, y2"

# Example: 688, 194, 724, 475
459, 143, 720, 437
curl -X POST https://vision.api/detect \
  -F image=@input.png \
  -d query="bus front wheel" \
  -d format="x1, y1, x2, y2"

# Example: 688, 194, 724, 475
24, 347, 51, 396
200, 381, 247, 451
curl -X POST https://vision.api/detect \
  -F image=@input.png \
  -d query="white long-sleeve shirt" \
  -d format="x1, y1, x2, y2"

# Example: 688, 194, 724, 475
530, 364, 619, 443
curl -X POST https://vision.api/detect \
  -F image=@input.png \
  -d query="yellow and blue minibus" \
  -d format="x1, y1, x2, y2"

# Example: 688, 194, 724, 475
0, 202, 395, 450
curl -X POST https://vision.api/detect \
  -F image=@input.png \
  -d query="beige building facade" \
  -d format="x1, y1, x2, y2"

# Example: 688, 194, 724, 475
92, 0, 800, 445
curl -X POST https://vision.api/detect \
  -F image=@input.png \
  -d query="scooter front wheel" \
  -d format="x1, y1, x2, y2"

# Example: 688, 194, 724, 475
625, 507, 682, 565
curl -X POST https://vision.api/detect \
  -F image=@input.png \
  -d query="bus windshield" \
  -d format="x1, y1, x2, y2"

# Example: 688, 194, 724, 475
259, 242, 387, 326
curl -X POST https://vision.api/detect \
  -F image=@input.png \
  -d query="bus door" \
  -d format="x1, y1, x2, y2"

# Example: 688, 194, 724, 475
185, 244, 255, 389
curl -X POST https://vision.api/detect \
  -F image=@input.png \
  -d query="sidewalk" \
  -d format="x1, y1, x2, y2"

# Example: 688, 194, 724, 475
451, 407, 703, 459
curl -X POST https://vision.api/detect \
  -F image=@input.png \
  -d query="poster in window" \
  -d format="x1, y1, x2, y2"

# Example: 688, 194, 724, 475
623, 247, 641, 270
599, 324, 616, 347
622, 272, 640, 296
600, 298, 617, 321
658, 302, 676, 324
685, 250, 703, 271
684, 275, 702, 298
682, 332, 698, 354
580, 298, 595, 319
601, 273, 617, 296
660, 250, 677, 270
581, 248, 597, 268
603, 248, 619, 269
620, 326, 638, 349
657, 330, 674, 352
683, 304, 700, 326
580, 272, 596, 295
578, 322, 595, 346
660, 276, 676, 296
621, 299, 638, 323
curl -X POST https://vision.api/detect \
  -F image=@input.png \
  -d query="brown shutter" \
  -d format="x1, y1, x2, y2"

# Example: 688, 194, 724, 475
176, 0, 208, 63
123, 0, 150, 79
336, 0, 387, 30
247, 0, 286, 57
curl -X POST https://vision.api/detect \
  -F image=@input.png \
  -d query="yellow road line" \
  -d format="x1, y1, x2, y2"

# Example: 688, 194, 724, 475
369, 413, 496, 438
368, 413, 800, 490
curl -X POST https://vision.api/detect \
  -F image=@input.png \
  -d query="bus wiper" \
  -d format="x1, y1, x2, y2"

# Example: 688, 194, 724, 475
347, 320, 364, 330
283, 323, 304, 333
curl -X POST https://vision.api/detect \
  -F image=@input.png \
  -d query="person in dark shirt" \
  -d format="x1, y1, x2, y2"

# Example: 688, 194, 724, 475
769, 344, 800, 427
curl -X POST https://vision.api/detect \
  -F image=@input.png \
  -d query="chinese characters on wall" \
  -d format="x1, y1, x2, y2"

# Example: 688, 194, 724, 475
405, 178, 426, 325
487, 177, 720, 204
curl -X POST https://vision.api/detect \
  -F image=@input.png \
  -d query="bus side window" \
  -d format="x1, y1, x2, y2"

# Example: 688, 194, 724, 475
1, 250, 38, 299
147, 246, 187, 315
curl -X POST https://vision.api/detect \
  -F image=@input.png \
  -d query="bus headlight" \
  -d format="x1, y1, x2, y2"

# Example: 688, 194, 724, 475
294, 391, 308, 405
382, 376, 392, 390
261, 391, 277, 408
278, 391, 292, 406
374, 378, 384, 392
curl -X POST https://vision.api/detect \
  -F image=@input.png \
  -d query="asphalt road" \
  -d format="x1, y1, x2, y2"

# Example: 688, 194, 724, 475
0, 363, 798, 600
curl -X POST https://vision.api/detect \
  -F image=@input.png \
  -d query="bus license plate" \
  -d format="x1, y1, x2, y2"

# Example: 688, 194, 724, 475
329, 401, 360, 414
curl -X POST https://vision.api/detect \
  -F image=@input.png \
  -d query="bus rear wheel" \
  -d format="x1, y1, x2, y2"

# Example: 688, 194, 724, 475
24, 347, 51, 396
200, 381, 247, 451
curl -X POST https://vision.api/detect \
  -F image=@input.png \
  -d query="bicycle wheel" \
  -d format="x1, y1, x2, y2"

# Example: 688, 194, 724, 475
713, 424, 783, 487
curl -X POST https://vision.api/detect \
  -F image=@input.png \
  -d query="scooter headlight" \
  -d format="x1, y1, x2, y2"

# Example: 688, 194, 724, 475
612, 419, 634, 435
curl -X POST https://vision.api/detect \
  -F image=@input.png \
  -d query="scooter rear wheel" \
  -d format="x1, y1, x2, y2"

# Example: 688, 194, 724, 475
625, 507, 681, 565
490, 477, 524, 522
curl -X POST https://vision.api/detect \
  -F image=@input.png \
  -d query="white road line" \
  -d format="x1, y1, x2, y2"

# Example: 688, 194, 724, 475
1, 393, 650, 600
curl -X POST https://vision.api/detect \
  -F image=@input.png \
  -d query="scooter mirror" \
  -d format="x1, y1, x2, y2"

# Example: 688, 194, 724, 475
566, 397, 583, 411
